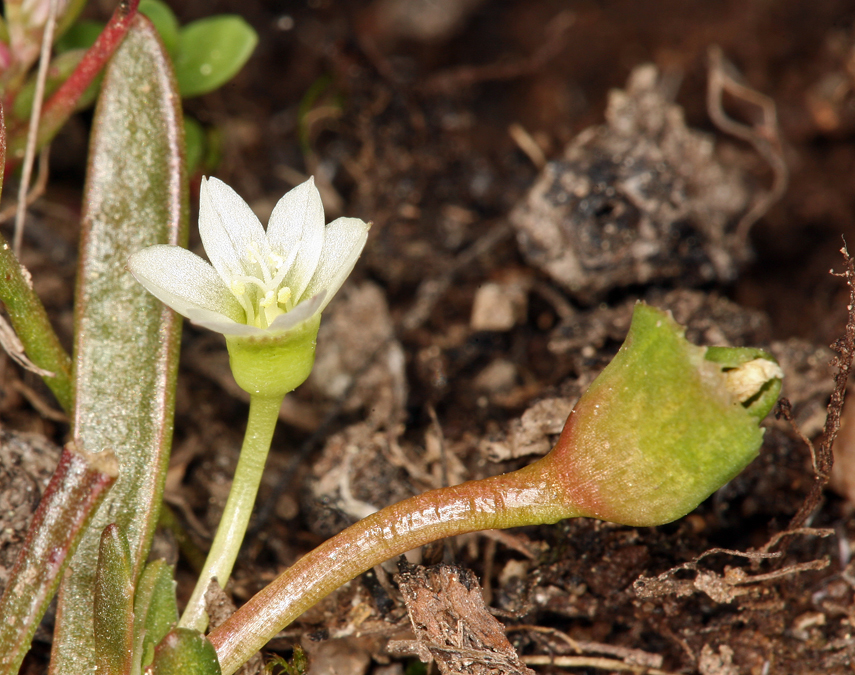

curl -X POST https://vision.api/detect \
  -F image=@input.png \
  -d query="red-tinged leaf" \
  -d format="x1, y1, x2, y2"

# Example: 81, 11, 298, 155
49, 15, 187, 674
0, 443, 117, 675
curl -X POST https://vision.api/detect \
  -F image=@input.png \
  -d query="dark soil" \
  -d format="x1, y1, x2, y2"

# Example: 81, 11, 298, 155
5, 1, 855, 674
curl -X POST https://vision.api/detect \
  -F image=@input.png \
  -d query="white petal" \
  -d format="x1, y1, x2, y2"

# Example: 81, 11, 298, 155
185, 308, 264, 336
199, 177, 269, 283
301, 217, 370, 312
128, 245, 244, 322
267, 177, 325, 299
267, 291, 325, 332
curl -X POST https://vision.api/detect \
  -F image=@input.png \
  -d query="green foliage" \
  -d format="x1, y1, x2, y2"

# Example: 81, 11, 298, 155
54, 19, 103, 52
148, 628, 221, 675
265, 646, 308, 675
0, 446, 117, 675
173, 14, 258, 97
12, 49, 101, 119
139, 0, 179, 56
49, 16, 187, 673
133, 561, 180, 670
94, 525, 135, 675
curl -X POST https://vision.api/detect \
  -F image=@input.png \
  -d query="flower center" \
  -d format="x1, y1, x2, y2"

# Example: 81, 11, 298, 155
230, 243, 295, 329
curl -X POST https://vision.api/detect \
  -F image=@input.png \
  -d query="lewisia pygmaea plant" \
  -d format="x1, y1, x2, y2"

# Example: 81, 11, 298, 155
207, 303, 783, 674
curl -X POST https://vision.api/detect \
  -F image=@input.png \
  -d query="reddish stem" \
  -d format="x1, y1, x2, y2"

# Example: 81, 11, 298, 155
208, 458, 577, 675
6, 0, 140, 163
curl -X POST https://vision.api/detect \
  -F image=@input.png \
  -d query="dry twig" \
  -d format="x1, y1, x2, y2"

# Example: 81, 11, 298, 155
786, 244, 855, 529
13, 0, 59, 255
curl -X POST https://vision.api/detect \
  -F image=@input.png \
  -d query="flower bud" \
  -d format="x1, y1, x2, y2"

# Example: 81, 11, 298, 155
541, 302, 781, 527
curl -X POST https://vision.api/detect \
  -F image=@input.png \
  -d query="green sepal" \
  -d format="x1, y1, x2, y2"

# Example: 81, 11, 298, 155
94, 524, 135, 675
133, 561, 179, 670
225, 313, 321, 398
173, 15, 258, 98
146, 628, 221, 675
544, 303, 778, 527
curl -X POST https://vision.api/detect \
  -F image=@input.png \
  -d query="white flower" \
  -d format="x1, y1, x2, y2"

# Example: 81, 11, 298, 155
128, 176, 370, 337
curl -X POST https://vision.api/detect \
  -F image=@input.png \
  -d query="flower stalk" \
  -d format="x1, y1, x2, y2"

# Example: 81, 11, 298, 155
209, 466, 571, 674
179, 394, 284, 633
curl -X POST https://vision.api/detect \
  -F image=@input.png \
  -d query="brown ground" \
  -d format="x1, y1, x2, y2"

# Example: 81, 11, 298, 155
6, 1, 855, 673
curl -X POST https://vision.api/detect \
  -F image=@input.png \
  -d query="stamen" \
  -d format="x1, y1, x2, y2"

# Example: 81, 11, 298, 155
277, 287, 292, 307
260, 290, 276, 308
246, 241, 273, 284
232, 275, 268, 293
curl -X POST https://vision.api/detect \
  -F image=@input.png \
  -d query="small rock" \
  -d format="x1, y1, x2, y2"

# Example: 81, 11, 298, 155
473, 359, 519, 393
511, 64, 754, 301
471, 278, 528, 332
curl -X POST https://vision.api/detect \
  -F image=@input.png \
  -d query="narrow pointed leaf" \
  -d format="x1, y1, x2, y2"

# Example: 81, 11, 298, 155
0, 443, 117, 675
50, 15, 187, 674
94, 524, 135, 675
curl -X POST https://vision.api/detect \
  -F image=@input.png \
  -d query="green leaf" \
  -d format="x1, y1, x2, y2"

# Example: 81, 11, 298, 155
0, 107, 73, 413
12, 49, 101, 120
94, 524, 135, 675
54, 19, 104, 53
53, 0, 89, 43
183, 115, 205, 176
133, 561, 179, 670
49, 15, 187, 674
139, 0, 179, 57
6, 1, 140, 164
173, 15, 257, 98
147, 629, 221, 675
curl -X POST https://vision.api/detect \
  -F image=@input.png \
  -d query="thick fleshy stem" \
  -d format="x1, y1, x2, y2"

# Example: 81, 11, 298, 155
208, 458, 579, 675
179, 394, 283, 633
